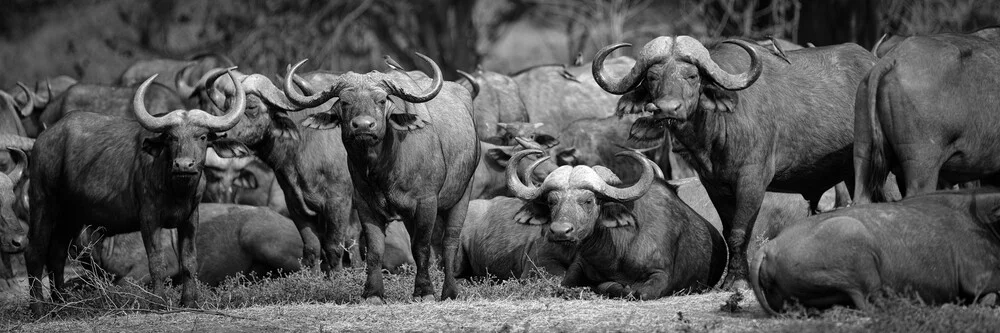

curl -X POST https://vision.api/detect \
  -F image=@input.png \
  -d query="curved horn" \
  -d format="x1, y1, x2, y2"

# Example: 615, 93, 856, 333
383, 52, 443, 103
284, 59, 345, 108
241, 74, 302, 112
174, 62, 198, 98
593, 43, 646, 94
680, 37, 762, 91
292, 74, 316, 95
5, 148, 26, 185
522, 154, 552, 185
456, 70, 479, 100
506, 149, 547, 201
14, 82, 34, 117
872, 33, 888, 57
40, 79, 53, 105
133, 74, 176, 132
595, 150, 654, 202
195, 67, 234, 94
0, 135, 34, 151
197, 69, 246, 132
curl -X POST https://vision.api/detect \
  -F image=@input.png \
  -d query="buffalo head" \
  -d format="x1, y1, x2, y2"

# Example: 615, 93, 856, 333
133, 69, 247, 176
193, 67, 303, 150
593, 36, 761, 129
493, 122, 559, 148
0, 143, 29, 254
202, 147, 259, 203
506, 149, 654, 243
282, 53, 443, 146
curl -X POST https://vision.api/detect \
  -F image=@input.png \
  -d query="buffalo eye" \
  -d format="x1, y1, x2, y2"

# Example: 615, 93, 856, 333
579, 197, 595, 206
547, 196, 558, 207
199, 134, 208, 141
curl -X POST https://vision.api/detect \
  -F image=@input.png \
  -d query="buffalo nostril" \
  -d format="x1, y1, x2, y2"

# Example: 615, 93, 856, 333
367, 121, 375, 129
10, 236, 24, 249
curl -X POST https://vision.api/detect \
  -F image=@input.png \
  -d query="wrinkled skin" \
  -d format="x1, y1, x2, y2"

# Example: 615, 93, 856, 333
752, 189, 1000, 314
27, 75, 247, 314
74, 204, 302, 287
597, 36, 876, 288
512, 56, 635, 134
287, 57, 479, 302
456, 69, 530, 141
195, 69, 358, 274
455, 198, 575, 280
853, 28, 1000, 204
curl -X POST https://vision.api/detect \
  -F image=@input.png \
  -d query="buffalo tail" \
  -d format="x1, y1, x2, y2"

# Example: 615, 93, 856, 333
864, 59, 895, 202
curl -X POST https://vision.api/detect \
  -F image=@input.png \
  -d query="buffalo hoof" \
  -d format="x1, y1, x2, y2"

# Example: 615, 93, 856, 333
362, 296, 385, 305
413, 294, 435, 302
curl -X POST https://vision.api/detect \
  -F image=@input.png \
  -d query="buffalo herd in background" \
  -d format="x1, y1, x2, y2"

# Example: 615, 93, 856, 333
0, 23, 998, 316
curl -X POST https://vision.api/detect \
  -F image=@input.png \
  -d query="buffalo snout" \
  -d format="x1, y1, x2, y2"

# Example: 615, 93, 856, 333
4, 234, 25, 253
548, 222, 576, 242
172, 157, 199, 174
350, 116, 378, 130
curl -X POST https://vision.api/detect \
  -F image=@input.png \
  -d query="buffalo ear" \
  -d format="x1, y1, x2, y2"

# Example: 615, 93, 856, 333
271, 113, 301, 141
210, 139, 251, 158
534, 134, 559, 149
141, 135, 167, 157
233, 170, 259, 189
514, 202, 549, 225
556, 148, 577, 166
599, 202, 636, 228
301, 112, 341, 130
485, 147, 513, 170
700, 83, 738, 113
615, 86, 648, 117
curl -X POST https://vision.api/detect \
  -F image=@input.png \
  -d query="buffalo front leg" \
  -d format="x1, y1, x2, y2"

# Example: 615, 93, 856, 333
293, 218, 323, 271
437, 183, 473, 300
412, 199, 439, 301
139, 221, 170, 306
706, 176, 767, 290
26, 196, 56, 315
45, 228, 75, 303
319, 193, 353, 275
176, 210, 199, 308
357, 199, 387, 303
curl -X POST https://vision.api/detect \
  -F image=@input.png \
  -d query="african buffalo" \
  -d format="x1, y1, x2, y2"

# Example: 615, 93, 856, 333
455, 67, 530, 141
0, 85, 32, 171
752, 189, 1000, 314
34, 81, 185, 133
285, 52, 479, 302
473, 137, 558, 200
75, 204, 301, 287
0, 139, 30, 261
593, 36, 876, 288
26, 70, 247, 312
201, 147, 279, 206
853, 27, 1000, 203
505, 149, 726, 299
119, 53, 235, 100
512, 56, 635, 134
194, 67, 358, 273
7, 76, 78, 137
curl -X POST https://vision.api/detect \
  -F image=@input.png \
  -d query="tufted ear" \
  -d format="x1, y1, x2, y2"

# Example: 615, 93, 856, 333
514, 202, 550, 225
141, 134, 167, 157
301, 112, 341, 130
387, 96, 429, 131
233, 170, 259, 189
556, 148, 577, 166
627, 117, 666, 143
599, 202, 636, 228
534, 134, 559, 149
615, 85, 649, 117
271, 112, 301, 141
210, 138, 252, 158
699, 83, 739, 113
485, 147, 514, 170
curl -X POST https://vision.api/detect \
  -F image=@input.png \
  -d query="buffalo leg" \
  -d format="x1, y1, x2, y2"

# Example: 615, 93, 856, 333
358, 199, 387, 303
45, 228, 74, 303
295, 221, 323, 271
26, 211, 53, 314
319, 193, 352, 276
438, 183, 472, 300
412, 199, 439, 300
897, 145, 946, 198
176, 210, 198, 308
139, 222, 169, 306
707, 174, 767, 290
633, 272, 672, 300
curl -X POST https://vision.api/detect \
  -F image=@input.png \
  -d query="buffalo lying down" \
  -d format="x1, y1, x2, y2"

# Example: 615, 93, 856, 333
507, 149, 726, 299
76, 204, 302, 286
752, 189, 1000, 314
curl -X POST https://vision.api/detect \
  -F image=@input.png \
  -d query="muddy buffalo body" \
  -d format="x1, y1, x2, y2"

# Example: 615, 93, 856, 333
26, 71, 247, 313
284, 53, 479, 302
75, 204, 301, 287
752, 189, 1000, 313
593, 36, 877, 288
854, 27, 1000, 204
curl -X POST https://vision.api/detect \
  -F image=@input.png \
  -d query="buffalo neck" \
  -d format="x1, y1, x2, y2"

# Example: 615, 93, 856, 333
135, 139, 201, 197
343, 128, 401, 186
251, 131, 298, 171
667, 106, 735, 178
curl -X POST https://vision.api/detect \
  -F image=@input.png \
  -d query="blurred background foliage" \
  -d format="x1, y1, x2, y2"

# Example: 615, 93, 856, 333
1, 0, 999, 86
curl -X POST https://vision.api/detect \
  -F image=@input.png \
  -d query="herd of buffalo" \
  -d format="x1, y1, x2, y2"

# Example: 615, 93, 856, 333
0, 24, 999, 317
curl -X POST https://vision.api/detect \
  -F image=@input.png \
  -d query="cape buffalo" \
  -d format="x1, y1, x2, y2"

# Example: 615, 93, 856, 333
751, 189, 1000, 314
193, 67, 357, 273
120, 53, 235, 101
505, 149, 726, 299
455, 67, 530, 141
0, 141, 30, 265
593, 36, 876, 288
285, 53, 479, 302
33, 81, 185, 133
75, 204, 301, 287
0, 85, 32, 171
853, 27, 1000, 203
473, 137, 558, 200
26, 70, 247, 313
7, 76, 78, 137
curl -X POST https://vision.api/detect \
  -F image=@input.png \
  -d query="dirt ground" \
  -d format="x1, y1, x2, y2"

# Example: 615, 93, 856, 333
10, 290, 827, 332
